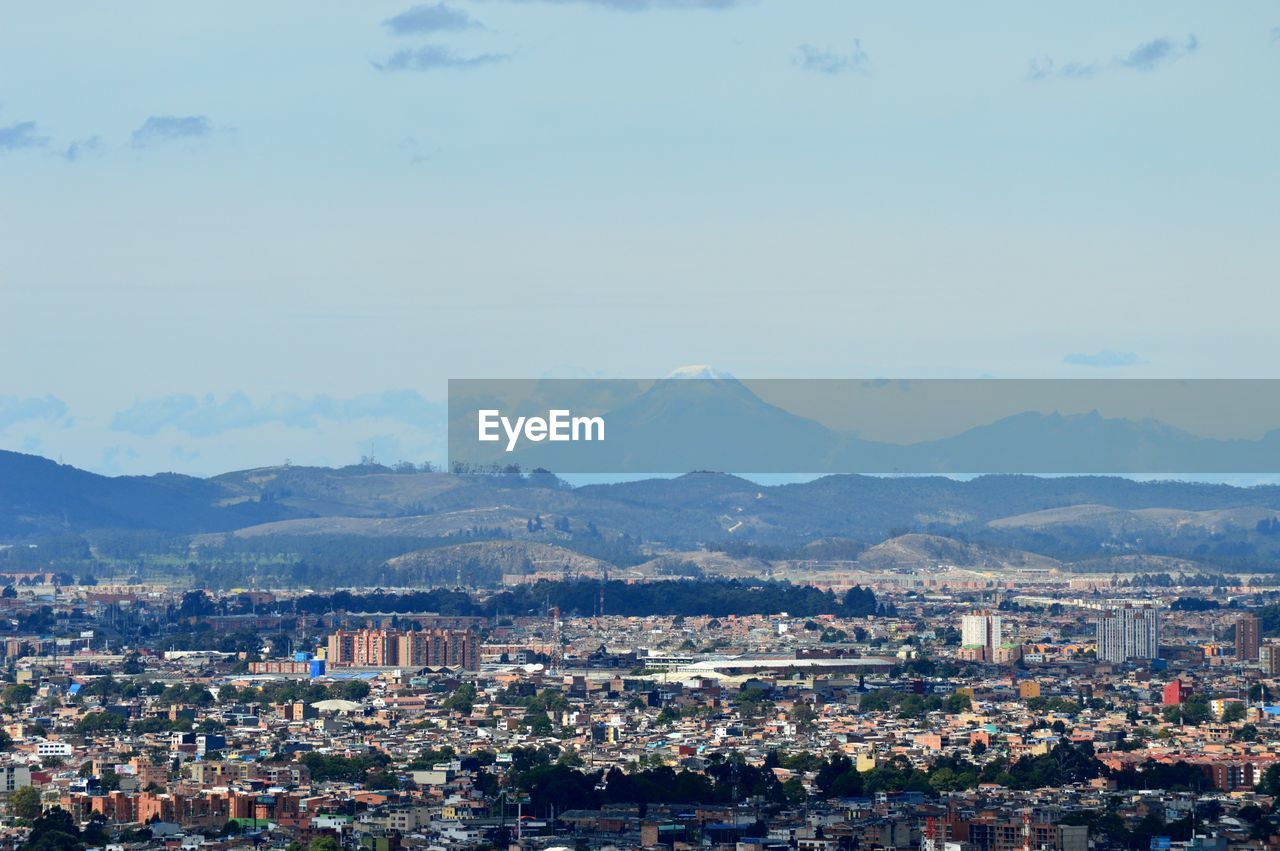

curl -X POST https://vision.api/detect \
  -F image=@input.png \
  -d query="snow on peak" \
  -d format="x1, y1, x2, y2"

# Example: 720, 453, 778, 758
665, 365, 735, 380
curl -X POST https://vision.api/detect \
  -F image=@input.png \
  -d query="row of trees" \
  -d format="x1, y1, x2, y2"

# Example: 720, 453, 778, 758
491, 741, 1226, 817
229, 579, 883, 620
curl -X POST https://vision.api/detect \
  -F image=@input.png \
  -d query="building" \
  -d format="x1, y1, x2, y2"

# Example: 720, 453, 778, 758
195, 734, 226, 756
1237, 613, 1261, 661
35, 740, 74, 758
1261, 643, 1280, 676
397, 629, 479, 669
1163, 678, 1190, 705
926, 813, 1087, 851
325, 628, 478, 670
1096, 606, 1160, 664
1206, 761, 1257, 792
0, 763, 32, 794
961, 612, 1003, 663
129, 758, 168, 790
185, 761, 250, 788
248, 660, 312, 675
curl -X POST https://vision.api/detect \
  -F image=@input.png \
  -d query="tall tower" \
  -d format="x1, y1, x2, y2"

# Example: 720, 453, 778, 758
1237, 613, 1261, 662
961, 612, 1002, 662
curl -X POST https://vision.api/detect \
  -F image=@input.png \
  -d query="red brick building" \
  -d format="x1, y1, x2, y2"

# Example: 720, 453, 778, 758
1162, 678, 1190, 705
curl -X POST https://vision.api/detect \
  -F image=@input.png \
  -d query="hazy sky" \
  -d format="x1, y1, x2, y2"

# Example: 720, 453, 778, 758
2, 1, 1278, 475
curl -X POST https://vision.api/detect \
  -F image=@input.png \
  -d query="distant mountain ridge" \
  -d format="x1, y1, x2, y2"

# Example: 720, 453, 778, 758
0, 450, 291, 536
6, 450, 1280, 574
453, 376, 1280, 474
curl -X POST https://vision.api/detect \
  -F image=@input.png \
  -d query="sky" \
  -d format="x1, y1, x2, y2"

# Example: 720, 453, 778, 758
1, 1, 1278, 476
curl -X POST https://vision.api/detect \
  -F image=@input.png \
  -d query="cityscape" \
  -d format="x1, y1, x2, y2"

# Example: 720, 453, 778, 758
4, 1, 1279, 850
2, 550, 1280, 851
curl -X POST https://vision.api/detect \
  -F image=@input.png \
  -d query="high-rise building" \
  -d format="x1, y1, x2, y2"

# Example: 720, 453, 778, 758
1260, 644, 1280, 676
1096, 606, 1160, 664
1237, 613, 1261, 661
397, 629, 479, 670
325, 627, 479, 670
961, 612, 1002, 662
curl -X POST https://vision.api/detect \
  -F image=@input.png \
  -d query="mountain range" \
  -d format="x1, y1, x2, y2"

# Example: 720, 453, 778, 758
451, 376, 1280, 474
6, 448, 1280, 580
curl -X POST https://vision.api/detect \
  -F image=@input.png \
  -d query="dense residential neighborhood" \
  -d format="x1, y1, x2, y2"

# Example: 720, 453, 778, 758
3, 571, 1280, 851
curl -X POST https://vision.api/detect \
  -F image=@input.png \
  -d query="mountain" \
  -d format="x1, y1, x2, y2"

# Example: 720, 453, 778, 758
385, 541, 611, 587
898, 411, 1280, 473
450, 375, 1280, 474
665, 365, 735, 380
459, 376, 846, 473
855, 533, 1060, 571
209, 464, 469, 518
0, 449, 290, 537
989, 503, 1280, 536
8, 449, 1280, 579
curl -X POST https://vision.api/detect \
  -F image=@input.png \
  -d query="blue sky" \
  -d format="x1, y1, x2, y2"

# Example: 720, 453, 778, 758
1, 1, 1278, 475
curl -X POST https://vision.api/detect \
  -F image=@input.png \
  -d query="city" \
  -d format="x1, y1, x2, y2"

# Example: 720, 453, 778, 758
3, 566, 1280, 851
4, 1, 1277, 850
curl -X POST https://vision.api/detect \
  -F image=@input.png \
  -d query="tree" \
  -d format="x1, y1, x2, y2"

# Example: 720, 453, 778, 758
791, 703, 818, 732
3, 684, 34, 706
929, 767, 967, 792
733, 683, 772, 720
20, 807, 83, 851
365, 770, 399, 790
1161, 697, 1210, 726
524, 711, 554, 736
309, 838, 341, 851
81, 815, 108, 847
1222, 701, 1247, 723
443, 683, 476, 714
843, 586, 878, 616
815, 754, 866, 798
10, 785, 43, 820
1239, 805, 1265, 825
655, 706, 680, 727
177, 590, 215, 618
330, 680, 370, 701
74, 712, 128, 735
1259, 763, 1280, 797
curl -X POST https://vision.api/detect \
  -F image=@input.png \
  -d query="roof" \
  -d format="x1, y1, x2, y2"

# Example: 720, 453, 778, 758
310, 699, 363, 712
682, 656, 896, 673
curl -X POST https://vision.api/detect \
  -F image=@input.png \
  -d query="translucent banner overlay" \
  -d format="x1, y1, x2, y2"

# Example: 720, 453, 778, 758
448, 378, 1280, 474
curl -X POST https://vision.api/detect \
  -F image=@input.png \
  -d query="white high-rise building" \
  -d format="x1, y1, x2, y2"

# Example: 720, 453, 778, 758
1096, 605, 1160, 663
961, 612, 1002, 660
